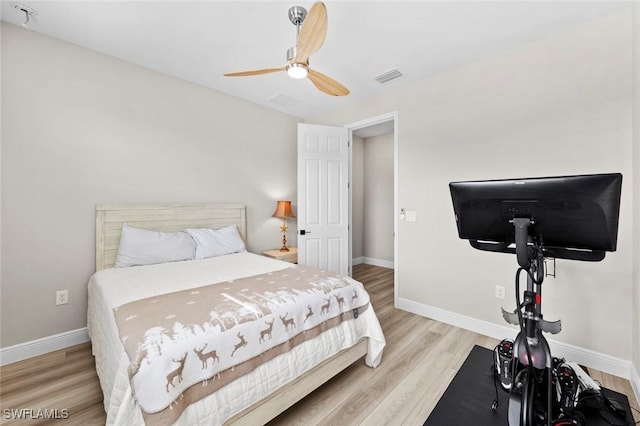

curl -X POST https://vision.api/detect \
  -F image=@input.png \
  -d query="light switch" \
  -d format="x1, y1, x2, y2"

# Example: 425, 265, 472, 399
406, 210, 417, 222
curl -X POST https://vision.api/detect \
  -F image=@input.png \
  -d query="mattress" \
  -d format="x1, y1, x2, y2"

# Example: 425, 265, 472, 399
87, 252, 385, 425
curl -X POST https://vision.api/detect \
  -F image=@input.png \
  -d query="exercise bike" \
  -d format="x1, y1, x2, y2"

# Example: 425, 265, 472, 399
449, 172, 623, 426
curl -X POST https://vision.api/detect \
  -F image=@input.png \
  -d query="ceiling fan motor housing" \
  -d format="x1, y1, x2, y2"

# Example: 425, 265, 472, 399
287, 46, 299, 62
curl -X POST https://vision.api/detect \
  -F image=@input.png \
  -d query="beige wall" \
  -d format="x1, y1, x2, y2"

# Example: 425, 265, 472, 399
352, 136, 364, 260
1, 23, 300, 347
310, 10, 635, 360
362, 134, 394, 263
351, 133, 394, 264
632, 2, 640, 381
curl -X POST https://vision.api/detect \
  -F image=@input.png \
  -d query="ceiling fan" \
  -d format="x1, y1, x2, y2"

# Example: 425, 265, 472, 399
224, 2, 350, 97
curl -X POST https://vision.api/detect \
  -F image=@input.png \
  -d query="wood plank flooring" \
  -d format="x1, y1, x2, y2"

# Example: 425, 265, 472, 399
1, 264, 637, 425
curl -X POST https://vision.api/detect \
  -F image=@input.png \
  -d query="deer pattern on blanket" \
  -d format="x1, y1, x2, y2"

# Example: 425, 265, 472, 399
166, 353, 188, 392
112, 265, 370, 422
193, 344, 219, 369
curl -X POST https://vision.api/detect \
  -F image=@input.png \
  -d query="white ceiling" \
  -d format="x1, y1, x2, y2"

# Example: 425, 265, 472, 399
1, 1, 631, 119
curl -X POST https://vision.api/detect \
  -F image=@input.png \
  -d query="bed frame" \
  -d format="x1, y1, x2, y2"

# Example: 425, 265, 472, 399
94, 203, 368, 424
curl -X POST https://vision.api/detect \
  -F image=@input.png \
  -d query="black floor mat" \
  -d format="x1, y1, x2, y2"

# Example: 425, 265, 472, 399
424, 345, 634, 426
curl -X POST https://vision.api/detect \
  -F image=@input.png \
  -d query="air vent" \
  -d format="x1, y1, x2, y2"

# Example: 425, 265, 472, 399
269, 94, 300, 107
374, 68, 403, 84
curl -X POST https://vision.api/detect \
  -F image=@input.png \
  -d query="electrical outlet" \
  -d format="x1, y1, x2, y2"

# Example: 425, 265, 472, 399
495, 285, 505, 300
56, 290, 69, 306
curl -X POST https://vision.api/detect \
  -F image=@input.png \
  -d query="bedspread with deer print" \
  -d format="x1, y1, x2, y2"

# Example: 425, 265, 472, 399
112, 265, 370, 426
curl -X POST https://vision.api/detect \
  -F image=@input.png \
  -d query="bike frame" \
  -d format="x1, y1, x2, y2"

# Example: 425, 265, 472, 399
505, 218, 560, 426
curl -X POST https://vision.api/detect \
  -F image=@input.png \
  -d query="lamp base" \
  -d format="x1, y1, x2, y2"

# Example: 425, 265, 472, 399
279, 223, 289, 252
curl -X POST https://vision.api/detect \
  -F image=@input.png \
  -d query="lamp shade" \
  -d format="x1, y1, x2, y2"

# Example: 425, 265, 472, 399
272, 201, 296, 219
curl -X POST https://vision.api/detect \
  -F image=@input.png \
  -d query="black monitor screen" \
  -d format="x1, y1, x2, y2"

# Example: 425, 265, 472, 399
449, 173, 622, 260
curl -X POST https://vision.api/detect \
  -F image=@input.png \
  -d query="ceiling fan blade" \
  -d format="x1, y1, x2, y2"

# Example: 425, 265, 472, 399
295, 2, 327, 63
224, 66, 286, 77
307, 69, 350, 96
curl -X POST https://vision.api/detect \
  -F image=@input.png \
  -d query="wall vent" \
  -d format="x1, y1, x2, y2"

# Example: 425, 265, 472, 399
269, 93, 300, 107
374, 68, 403, 84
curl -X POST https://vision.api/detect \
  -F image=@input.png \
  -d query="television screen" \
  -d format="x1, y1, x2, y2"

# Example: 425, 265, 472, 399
449, 173, 622, 261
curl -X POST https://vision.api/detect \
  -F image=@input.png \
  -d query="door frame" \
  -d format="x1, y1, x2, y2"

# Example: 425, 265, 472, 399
344, 111, 399, 307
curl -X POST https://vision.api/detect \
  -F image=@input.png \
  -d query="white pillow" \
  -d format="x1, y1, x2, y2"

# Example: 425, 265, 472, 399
114, 224, 196, 268
185, 225, 246, 260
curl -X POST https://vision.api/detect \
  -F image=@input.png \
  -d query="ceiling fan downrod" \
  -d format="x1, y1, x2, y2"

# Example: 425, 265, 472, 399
288, 5, 308, 39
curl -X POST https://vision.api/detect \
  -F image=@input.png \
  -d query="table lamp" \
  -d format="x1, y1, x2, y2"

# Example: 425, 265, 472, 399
272, 200, 296, 251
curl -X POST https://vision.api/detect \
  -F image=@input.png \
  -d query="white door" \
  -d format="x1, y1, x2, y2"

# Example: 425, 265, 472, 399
297, 123, 350, 276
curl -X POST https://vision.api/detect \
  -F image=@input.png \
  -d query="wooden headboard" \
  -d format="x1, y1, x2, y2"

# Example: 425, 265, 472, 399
95, 203, 247, 271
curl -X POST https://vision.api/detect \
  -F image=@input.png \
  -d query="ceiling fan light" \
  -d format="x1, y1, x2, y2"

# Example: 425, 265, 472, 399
287, 63, 308, 79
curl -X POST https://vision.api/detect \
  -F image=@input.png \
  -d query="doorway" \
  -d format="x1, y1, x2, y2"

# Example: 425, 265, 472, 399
346, 112, 398, 306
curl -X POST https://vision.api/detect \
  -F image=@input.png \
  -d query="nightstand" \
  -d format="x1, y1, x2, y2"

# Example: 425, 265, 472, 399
262, 247, 298, 264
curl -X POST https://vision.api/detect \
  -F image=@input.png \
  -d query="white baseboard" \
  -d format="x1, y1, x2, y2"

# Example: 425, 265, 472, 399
0, 327, 89, 366
397, 297, 636, 381
353, 257, 394, 269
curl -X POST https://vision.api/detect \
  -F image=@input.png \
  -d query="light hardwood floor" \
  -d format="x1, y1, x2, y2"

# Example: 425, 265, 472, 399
1, 264, 637, 425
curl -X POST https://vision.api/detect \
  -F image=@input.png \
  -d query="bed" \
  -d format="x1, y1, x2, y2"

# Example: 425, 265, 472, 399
87, 203, 385, 425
